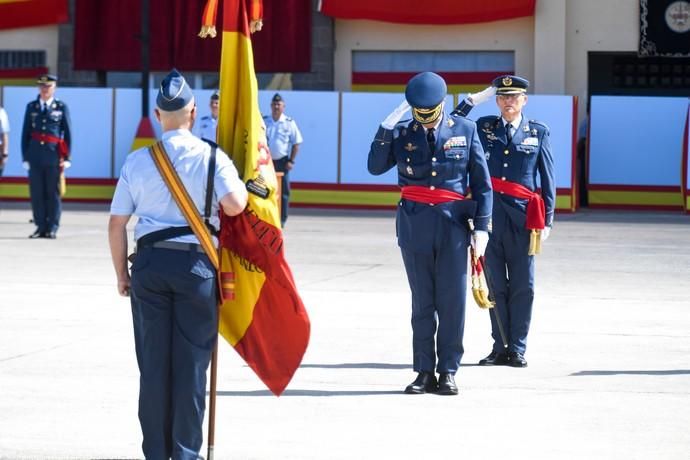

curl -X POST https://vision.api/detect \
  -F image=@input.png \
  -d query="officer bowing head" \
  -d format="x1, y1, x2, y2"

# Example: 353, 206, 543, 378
492, 74, 529, 123
405, 71, 447, 127
37, 73, 58, 101
155, 69, 197, 130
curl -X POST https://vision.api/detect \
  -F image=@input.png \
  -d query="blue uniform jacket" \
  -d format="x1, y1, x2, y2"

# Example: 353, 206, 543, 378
21, 97, 72, 167
473, 114, 555, 230
368, 114, 492, 253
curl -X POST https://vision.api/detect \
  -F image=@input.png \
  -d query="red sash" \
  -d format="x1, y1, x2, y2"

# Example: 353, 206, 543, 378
31, 132, 69, 159
401, 185, 465, 204
491, 178, 545, 230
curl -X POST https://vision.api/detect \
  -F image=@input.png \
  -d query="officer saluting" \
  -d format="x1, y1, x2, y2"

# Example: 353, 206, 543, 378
453, 75, 555, 367
192, 90, 219, 142
368, 72, 492, 395
21, 73, 72, 239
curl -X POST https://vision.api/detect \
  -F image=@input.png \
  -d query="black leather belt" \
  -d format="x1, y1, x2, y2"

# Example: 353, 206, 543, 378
147, 241, 206, 253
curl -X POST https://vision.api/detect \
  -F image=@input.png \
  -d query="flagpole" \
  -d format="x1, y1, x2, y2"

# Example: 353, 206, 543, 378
141, 0, 150, 117
207, 305, 220, 460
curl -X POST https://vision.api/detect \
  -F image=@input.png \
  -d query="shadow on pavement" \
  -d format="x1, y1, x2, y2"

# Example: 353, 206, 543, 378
570, 369, 690, 376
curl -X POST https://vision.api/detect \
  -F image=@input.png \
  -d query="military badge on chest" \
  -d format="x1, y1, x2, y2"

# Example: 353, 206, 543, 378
442, 136, 466, 150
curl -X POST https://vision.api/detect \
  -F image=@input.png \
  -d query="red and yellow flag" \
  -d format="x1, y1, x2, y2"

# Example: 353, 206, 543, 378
201, 0, 310, 396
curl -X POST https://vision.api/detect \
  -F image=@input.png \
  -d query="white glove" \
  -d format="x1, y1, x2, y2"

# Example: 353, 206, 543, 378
381, 100, 411, 130
471, 230, 489, 257
468, 86, 497, 106
63, 160, 72, 169
22, 161, 30, 171
541, 226, 551, 242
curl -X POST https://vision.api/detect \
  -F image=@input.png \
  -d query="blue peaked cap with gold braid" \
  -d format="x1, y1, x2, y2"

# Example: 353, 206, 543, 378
156, 69, 195, 112
405, 72, 447, 124
493, 75, 530, 95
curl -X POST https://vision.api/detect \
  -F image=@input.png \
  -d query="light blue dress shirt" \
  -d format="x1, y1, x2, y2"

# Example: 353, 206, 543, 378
110, 129, 244, 244
264, 113, 303, 160
192, 115, 218, 142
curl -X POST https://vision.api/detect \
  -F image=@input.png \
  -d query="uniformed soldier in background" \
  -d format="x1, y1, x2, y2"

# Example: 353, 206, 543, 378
453, 75, 555, 368
368, 72, 492, 395
192, 90, 219, 142
108, 69, 247, 459
263, 93, 302, 227
21, 74, 72, 239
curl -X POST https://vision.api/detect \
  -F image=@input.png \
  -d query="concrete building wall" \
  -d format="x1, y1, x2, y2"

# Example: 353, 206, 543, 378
565, 0, 640, 111
333, 17, 535, 92
332, 0, 641, 123
0, 26, 59, 75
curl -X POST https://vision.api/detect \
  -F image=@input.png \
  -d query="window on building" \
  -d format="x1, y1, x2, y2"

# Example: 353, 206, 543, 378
351, 50, 514, 93
0, 50, 47, 85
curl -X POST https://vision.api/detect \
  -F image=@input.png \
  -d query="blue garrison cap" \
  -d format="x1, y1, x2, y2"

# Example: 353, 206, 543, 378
156, 69, 194, 111
405, 72, 447, 124
37, 74, 58, 85
493, 75, 529, 95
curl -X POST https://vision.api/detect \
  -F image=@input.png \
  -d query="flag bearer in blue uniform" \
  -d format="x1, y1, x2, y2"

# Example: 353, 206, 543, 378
21, 74, 72, 239
108, 69, 248, 459
368, 72, 492, 395
453, 75, 555, 368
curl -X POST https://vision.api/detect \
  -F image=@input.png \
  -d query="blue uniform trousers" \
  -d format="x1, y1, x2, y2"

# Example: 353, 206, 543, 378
130, 246, 217, 460
400, 213, 469, 374
485, 207, 535, 355
272, 156, 291, 227
28, 164, 61, 233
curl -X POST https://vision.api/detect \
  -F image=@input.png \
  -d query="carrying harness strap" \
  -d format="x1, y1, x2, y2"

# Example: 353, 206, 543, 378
147, 141, 219, 269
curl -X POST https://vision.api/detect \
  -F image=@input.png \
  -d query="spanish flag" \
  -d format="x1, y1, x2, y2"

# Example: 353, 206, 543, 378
200, 0, 310, 396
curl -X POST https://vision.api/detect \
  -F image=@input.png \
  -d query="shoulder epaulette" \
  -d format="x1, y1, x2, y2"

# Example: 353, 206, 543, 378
262, 114, 269, 119
285, 116, 293, 122
477, 115, 501, 128
529, 119, 549, 130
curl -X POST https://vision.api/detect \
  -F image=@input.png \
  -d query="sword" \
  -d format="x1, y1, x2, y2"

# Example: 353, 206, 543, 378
478, 254, 509, 353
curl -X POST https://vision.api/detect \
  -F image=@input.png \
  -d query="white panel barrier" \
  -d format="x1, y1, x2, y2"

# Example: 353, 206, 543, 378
1, 87, 578, 207
258, 90, 339, 183
589, 96, 688, 186
2, 86, 113, 178
340, 93, 454, 185
460, 94, 575, 192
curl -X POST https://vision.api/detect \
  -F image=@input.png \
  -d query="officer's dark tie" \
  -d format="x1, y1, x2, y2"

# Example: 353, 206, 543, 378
41, 103, 47, 114
506, 123, 513, 144
427, 127, 436, 152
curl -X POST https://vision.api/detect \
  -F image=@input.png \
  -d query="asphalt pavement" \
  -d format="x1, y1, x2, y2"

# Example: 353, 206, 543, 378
0, 203, 689, 460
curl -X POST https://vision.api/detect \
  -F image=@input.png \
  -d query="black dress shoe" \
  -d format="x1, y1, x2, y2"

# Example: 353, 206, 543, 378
437, 373, 458, 395
509, 352, 527, 368
478, 350, 510, 366
404, 371, 438, 394
29, 230, 44, 239
46, 231, 57, 239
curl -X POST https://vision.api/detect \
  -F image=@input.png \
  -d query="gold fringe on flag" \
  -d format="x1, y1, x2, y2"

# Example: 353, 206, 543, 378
199, 0, 219, 38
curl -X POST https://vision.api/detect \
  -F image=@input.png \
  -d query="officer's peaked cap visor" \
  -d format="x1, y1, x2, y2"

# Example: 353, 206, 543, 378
493, 75, 530, 95
37, 74, 58, 85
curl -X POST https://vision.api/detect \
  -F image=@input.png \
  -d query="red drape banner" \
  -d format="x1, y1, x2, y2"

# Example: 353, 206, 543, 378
0, 0, 68, 30
319, 0, 536, 25
73, 0, 310, 73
